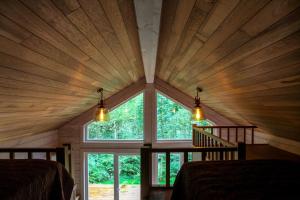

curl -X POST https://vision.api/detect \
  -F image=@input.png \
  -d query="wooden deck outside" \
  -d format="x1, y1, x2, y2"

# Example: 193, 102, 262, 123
89, 184, 140, 200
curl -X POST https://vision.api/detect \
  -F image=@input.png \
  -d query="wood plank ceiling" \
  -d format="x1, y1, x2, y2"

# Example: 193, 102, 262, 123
156, 0, 300, 141
0, 0, 144, 140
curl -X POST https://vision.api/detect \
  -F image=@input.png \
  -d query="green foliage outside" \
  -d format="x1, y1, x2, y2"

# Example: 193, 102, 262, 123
88, 154, 114, 184
87, 92, 213, 185
157, 93, 213, 140
157, 93, 192, 140
88, 154, 140, 184
87, 93, 144, 140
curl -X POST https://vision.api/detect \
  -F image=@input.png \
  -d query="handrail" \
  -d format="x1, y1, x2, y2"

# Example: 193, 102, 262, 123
193, 125, 257, 145
193, 125, 257, 128
0, 144, 71, 167
193, 127, 235, 147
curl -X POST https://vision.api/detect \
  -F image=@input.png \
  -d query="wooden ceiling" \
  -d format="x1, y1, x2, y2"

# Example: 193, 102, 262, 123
156, 0, 300, 141
1, 0, 300, 142
0, 0, 144, 140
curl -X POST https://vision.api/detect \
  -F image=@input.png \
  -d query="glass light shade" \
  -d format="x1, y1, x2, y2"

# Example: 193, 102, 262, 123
95, 107, 109, 122
192, 106, 204, 121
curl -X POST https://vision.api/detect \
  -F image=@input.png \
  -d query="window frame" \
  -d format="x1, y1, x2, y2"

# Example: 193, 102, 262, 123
155, 91, 194, 142
83, 92, 145, 143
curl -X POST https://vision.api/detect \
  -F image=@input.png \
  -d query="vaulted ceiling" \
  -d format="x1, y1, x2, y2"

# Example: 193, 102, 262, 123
0, 0, 300, 142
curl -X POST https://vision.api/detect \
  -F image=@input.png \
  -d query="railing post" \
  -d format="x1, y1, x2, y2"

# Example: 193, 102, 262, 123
9, 152, 14, 159
46, 152, 50, 160
227, 127, 230, 142
166, 152, 170, 187
141, 145, 152, 200
251, 128, 254, 144
238, 143, 246, 160
202, 152, 207, 161
184, 152, 188, 163
56, 148, 65, 165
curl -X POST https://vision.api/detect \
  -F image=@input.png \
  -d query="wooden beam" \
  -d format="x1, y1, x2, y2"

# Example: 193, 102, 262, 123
134, 0, 162, 83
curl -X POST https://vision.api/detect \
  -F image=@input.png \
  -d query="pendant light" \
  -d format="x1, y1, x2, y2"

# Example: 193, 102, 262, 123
95, 88, 109, 122
192, 87, 204, 121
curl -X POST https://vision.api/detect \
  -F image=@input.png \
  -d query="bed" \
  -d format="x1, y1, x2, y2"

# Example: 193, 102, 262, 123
171, 160, 300, 200
0, 145, 75, 200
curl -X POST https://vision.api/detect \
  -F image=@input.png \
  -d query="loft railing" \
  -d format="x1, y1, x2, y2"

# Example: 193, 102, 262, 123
0, 144, 71, 171
140, 143, 246, 199
193, 125, 257, 147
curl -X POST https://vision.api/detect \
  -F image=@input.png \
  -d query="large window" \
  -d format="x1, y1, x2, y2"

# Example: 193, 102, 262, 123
85, 93, 144, 141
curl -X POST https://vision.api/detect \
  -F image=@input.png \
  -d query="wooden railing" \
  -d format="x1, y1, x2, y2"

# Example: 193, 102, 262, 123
0, 144, 71, 170
140, 143, 246, 199
193, 125, 257, 147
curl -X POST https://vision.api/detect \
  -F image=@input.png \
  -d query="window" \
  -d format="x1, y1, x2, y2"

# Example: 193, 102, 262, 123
85, 93, 144, 141
156, 92, 213, 140
156, 92, 192, 140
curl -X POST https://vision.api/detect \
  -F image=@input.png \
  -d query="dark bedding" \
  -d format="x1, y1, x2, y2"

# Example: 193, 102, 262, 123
172, 160, 300, 200
0, 159, 74, 200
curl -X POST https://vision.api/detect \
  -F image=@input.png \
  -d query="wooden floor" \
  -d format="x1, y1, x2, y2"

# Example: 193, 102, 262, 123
149, 145, 300, 200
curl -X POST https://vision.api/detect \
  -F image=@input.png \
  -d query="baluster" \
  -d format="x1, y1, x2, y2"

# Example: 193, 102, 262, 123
251, 128, 254, 144
219, 128, 221, 138
244, 128, 246, 143
28, 152, 32, 159
227, 127, 230, 142
230, 151, 234, 160
220, 151, 224, 160
46, 152, 50, 160
9, 152, 14, 159
166, 152, 170, 187
184, 152, 188, 163
202, 152, 207, 161
236, 128, 238, 143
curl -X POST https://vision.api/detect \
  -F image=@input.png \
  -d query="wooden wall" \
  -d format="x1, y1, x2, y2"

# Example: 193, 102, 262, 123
156, 0, 300, 141
0, 130, 58, 147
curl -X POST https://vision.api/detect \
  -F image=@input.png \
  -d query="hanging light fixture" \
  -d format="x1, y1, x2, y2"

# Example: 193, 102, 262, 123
95, 88, 109, 122
192, 87, 205, 121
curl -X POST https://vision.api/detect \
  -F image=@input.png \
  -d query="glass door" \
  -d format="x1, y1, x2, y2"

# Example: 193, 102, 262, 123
86, 152, 140, 200
87, 153, 115, 200
119, 155, 140, 200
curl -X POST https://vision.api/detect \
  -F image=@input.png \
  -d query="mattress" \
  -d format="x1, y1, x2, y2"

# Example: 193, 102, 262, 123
0, 159, 74, 200
171, 160, 300, 200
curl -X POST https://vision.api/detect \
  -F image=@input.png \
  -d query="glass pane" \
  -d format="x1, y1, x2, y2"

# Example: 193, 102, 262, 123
88, 153, 114, 200
170, 153, 183, 186
152, 153, 166, 186
87, 93, 144, 141
157, 93, 192, 140
119, 155, 140, 200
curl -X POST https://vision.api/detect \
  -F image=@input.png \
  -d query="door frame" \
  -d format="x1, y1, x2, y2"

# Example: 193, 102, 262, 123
83, 149, 140, 200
